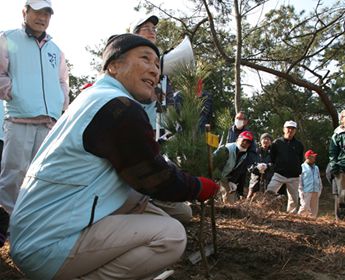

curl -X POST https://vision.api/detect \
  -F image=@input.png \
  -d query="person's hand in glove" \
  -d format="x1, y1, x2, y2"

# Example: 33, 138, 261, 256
257, 163, 267, 174
197, 177, 220, 202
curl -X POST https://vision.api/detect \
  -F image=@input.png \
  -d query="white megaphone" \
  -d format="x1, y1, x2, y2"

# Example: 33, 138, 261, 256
161, 36, 194, 76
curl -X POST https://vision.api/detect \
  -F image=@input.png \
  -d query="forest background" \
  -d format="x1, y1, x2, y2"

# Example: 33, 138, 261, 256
63, 0, 345, 170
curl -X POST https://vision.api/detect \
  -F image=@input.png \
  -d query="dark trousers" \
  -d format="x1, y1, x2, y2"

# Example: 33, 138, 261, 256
227, 160, 247, 197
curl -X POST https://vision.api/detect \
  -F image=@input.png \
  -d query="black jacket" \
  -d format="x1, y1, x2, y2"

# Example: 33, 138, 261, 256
270, 137, 304, 178
249, 147, 272, 176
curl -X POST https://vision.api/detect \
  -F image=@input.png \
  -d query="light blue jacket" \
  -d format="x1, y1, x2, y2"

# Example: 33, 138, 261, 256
10, 75, 133, 279
300, 162, 322, 193
4, 29, 65, 120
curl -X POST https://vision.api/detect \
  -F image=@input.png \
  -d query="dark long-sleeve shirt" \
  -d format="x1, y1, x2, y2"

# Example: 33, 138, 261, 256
270, 136, 304, 178
83, 97, 201, 202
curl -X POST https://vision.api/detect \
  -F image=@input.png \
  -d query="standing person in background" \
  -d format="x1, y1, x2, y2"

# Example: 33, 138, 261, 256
247, 133, 274, 199
0, 0, 69, 247
131, 15, 161, 133
266, 121, 304, 213
298, 150, 322, 219
226, 111, 251, 143
132, 15, 159, 44
9, 34, 219, 280
226, 111, 257, 198
329, 109, 345, 219
132, 15, 193, 223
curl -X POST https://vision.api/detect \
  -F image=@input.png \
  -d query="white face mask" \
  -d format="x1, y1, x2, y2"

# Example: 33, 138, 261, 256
235, 119, 244, 129
236, 142, 247, 152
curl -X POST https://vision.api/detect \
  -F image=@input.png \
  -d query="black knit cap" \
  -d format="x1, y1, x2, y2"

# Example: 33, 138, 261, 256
102, 33, 160, 71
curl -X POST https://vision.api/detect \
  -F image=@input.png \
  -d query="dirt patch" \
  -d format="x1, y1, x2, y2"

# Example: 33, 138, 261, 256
2, 186, 345, 280
170, 188, 345, 280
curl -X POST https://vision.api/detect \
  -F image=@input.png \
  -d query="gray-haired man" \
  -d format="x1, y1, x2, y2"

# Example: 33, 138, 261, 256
9, 33, 219, 280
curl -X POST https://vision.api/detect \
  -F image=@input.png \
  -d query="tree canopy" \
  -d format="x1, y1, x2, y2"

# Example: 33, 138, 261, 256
67, 0, 345, 168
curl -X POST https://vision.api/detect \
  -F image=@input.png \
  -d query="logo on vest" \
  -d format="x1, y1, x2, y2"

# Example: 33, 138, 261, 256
48, 52, 57, 68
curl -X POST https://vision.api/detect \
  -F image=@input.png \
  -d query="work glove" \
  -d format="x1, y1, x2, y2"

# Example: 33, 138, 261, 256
197, 177, 220, 202
257, 163, 267, 174
228, 181, 237, 193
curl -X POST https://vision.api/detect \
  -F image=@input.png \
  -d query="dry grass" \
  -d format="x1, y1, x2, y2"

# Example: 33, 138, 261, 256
2, 186, 345, 280
171, 189, 345, 280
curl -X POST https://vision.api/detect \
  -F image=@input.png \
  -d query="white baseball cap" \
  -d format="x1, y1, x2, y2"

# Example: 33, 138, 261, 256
283, 120, 297, 128
25, 0, 54, 14
131, 15, 159, 33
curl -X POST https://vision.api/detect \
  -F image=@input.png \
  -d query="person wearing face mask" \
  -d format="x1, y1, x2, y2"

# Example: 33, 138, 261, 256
226, 111, 252, 142
213, 131, 254, 204
225, 111, 257, 198
0, 0, 69, 247
266, 121, 304, 214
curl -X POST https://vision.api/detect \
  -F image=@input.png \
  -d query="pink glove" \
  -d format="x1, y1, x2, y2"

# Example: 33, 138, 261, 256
197, 177, 220, 202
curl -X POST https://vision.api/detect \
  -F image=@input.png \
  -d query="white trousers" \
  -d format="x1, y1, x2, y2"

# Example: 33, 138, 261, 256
267, 173, 300, 213
298, 191, 320, 218
0, 121, 49, 213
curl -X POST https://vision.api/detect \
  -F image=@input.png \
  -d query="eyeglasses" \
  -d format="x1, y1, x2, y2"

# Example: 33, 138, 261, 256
139, 27, 157, 33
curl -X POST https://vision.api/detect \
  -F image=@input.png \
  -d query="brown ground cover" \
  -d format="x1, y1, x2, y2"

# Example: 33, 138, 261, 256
1, 184, 344, 280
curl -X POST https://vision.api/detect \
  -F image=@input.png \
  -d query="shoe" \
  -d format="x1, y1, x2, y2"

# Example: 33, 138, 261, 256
0, 207, 9, 247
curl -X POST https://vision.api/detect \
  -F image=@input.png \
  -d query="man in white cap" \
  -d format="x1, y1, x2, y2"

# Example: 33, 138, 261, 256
131, 15, 194, 223
131, 15, 161, 132
132, 15, 159, 44
266, 120, 304, 213
0, 0, 69, 247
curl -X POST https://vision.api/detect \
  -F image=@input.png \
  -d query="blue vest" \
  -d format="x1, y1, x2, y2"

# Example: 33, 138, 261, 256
10, 75, 133, 279
214, 143, 247, 179
4, 29, 64, 120
142, 101, 157, 129
300, 162, 322, 192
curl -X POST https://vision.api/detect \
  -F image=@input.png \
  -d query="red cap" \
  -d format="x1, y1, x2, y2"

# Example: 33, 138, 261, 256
238, 131, 253, 142
305, 149, 317, 158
